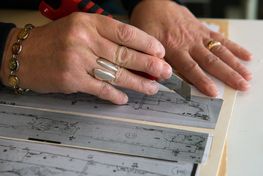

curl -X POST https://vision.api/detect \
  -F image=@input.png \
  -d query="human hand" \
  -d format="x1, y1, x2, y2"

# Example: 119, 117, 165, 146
1, 13, 172, 104
130, 0, 252, 97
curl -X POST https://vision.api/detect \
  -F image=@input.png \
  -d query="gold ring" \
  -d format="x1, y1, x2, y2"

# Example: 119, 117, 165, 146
93, 58, 119, 82
207, 40, 222, 51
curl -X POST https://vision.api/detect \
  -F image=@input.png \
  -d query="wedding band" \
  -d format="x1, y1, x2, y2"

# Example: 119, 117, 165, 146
207, 40, 222, 50
93, 58, 119, 81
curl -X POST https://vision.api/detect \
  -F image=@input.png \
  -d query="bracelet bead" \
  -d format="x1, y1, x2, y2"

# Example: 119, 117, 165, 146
8, 24, 34, 94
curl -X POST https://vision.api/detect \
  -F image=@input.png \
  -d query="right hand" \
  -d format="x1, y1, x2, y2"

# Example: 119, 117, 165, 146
1, 13, 172, 104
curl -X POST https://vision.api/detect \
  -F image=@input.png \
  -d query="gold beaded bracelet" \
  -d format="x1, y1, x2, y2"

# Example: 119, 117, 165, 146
8, 24, 34, 94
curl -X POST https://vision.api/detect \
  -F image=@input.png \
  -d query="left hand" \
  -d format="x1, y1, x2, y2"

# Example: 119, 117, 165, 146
130, 0, 253, 97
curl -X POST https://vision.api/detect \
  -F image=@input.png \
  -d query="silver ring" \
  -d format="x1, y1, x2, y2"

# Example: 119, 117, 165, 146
93, 58, 119, 82
93, 68, 116, 82
97, 58, 119, 73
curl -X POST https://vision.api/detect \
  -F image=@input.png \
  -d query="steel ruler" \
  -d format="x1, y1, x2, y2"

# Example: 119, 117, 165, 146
0, 105, 211, 164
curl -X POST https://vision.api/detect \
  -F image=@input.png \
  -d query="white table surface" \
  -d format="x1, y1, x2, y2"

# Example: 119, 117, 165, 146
228, 20, 263, 176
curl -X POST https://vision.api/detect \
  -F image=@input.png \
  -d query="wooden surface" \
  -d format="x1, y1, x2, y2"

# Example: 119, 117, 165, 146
0, 10, 235, 176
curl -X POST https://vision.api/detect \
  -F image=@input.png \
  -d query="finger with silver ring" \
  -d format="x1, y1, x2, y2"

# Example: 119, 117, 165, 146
91, 37, 172, 79
114, 45, 172, 79
93, 57, 159, 95
207, 40, 222, 51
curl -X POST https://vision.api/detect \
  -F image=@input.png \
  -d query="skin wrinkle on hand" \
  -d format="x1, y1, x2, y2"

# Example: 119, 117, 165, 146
0, 12, 173, 104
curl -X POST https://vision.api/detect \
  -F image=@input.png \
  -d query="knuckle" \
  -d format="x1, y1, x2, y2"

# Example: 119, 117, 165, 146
228, 71, 241, 86
117, 47, 131, 67
140, 79, 150, 94
233, 61, 243, 70
229, 71, 241, 81
219, 37, 228, 46
68, 12, 86, 23
114, 68, 125, 84
146, 37, 164, 55
182, 61, 199, 73
165, 33, 178, 49
116, 23, 135, 44
97, 82, 112, 99
204, 54, 220, 67
212, 45, 225, 53
148, 37, 165, 58
146, 38, 156, 51
181, 6, 189, 12
66, 13, 83, 31
197, 77, 211, 86
210, 31, 222, 39
63, 24, 78, 46
63, 13, 92, 46
146, 58, 159, 74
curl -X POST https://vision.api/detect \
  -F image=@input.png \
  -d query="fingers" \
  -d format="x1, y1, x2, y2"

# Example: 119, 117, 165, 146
207, 43, 252, 81
91, 37, 172, 79
94, 14, 165, 58
81, 75, 128, 105
190, 46, 250, 91
113, 68, 159, 95
210, 32, 252, 61
89, 59, 160, 96
167, 50, 218, 96
83, 54, 160, 100
83, 66, 159, 104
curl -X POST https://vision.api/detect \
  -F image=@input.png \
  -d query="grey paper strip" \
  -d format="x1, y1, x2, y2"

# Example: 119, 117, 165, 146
0, 138, 196, 176
0, 88, 223, 128
0, 105, 210, 163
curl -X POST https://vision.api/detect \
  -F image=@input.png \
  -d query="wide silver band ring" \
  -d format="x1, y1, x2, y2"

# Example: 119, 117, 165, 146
93, 58, 119, 82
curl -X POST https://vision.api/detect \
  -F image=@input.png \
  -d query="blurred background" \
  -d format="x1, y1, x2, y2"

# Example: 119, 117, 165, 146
0, 0, 262, 19
181, 0, 261, 19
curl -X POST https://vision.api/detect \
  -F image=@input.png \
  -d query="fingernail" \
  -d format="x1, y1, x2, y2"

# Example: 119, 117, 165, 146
243, 68, 253, 80
238, 80, 251, 91
162, 63, 172, 79
244, 71, 253, 81
248, 53, 253, 60
121, 94, 128, 104
148, 81, 159, 95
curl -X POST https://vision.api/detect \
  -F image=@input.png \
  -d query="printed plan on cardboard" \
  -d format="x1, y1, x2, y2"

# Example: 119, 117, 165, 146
0, 22, 224, 176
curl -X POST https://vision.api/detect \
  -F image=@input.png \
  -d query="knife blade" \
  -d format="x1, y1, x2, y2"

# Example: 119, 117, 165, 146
159, 73, 191, 101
